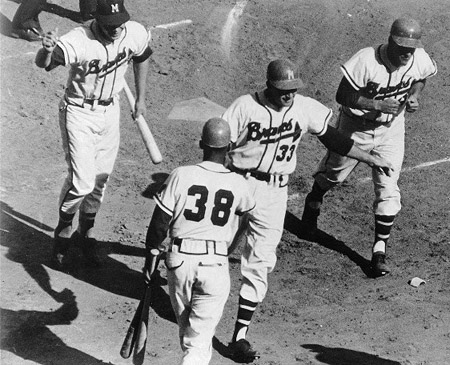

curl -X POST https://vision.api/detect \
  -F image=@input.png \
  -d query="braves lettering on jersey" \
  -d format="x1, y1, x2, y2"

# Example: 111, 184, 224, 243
154, 161, 255, 242
222, 91, 332, 175
342, 45, 437, 123
56, 21, 150, 102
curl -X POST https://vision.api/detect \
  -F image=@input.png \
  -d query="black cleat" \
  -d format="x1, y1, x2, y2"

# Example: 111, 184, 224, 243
229, 339, 260, 363
371, 251, 390, 277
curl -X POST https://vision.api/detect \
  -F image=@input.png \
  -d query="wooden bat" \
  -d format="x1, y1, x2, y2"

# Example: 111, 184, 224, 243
119, 249, 160, 361
123, 82, 163, 164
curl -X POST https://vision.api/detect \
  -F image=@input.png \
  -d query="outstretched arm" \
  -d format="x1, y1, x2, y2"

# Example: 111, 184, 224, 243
318, 126, 394, 176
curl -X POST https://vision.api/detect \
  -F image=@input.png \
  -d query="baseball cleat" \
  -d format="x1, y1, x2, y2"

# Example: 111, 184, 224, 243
229, 339, 260, 363
371, 251, 390, 277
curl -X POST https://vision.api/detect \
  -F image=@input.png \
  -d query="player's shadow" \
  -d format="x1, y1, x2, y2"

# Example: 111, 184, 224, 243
284, 211, 374, 278
302, 344, 401, 365
0, 201, 176, 325
142, 172, 169, 199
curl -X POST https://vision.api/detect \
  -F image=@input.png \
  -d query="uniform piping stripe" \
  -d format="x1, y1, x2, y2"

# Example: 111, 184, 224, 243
154, 196, 173, 216
237, 319, 252, 325
341, 65, 360, 90
239, 304, 257, 311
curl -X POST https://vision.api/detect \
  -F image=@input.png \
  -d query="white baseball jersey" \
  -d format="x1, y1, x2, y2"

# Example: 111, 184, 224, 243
222, 92, 332, 175
55, 21, 150, 101
341, 45, 437, 123
154, 161, 255, 241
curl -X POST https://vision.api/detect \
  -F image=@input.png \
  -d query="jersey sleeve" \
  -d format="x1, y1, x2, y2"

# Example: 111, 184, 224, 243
222, 95, 250, 143
126, 21, 151, 58
153, 168, 182, 216
415, 48, 437, 79
57, 27, 87, 66
301, 97, 332, 136
340, 47, 374, 91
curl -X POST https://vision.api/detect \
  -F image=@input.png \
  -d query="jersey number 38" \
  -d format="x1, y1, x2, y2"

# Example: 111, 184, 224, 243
184, 185, 235, 227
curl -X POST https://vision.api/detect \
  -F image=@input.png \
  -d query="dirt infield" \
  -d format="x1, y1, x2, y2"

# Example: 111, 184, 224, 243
1, 0, 449, 364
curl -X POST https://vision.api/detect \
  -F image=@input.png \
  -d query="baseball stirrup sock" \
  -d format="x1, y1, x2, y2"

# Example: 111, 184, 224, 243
55, 212, 75, 233
79, 212, 96, 237
233, 296, 258, 342
373, 215, 395, 253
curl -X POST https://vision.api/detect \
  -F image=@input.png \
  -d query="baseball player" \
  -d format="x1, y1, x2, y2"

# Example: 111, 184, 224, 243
222, 58, 395, 362
35, 0, 152, 267
143, 118, 256, 365
301, 17, 437, 277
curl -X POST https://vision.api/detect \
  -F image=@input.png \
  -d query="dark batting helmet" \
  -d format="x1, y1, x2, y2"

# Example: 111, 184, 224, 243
390, 18, 423, 48
201, 118, 231, 148
266, 59, 304, 90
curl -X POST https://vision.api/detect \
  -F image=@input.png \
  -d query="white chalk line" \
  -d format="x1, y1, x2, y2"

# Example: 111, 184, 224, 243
221, 0, 248, 60
357, 157, 450, 183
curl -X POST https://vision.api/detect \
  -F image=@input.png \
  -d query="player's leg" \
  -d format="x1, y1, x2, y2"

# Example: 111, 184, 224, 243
302, 111, 371, 235
77, 103, 120, 265
53, 102, 98, 266
370, 121, 405, 276
230, 182, 287, 361
182, 257, 230, 364
11, 0, 46, 41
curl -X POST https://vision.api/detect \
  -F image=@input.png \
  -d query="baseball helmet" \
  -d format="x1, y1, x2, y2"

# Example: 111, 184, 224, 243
266, 59, 304, 90
390, 18, 423, 48
201, 118, 231, 148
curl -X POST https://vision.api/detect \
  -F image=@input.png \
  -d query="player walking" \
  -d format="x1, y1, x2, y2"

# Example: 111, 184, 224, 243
35, 0, 152, 267
301, 17, 437, 277
222, 59, 395, 362
143, 118, 256, 365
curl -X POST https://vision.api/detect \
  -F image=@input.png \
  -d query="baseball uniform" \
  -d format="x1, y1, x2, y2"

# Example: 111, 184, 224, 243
153, 161, 255, 364
222, 91, 331, 302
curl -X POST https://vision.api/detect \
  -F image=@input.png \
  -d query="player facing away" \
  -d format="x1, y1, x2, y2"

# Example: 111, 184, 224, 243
35, 0, 152, 267
301, 17, 437, 277
221, 58, 396, 362
143, 118, 256, 365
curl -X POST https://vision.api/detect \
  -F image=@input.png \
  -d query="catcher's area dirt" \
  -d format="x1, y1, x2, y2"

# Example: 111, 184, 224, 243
1, 0, 449, 364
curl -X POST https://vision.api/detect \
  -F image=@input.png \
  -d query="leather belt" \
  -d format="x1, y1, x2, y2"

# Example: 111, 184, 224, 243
230, 166, 285, 185
84, 98, 114, 106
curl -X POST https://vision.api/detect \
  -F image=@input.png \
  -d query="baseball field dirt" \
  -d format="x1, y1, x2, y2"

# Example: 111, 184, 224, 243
1, 0, 449, 364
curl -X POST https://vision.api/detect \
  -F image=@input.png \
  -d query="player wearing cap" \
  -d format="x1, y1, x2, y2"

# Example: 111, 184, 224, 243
301, 17, 437, 277
35, 0, 152, 267
143, 118, 256, 365
222, 59, 394, 362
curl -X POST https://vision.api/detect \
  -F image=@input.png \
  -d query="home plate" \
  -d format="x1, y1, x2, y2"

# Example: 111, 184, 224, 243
167, 97, 226, 122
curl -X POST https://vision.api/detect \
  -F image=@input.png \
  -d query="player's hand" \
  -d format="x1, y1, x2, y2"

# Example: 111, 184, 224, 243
42, 28, 58, 53
405, 95, 419, 113
133, 99, 146, 119
142, 248, 161, 285
370, 156, 394, 177
375, 98, 401, 115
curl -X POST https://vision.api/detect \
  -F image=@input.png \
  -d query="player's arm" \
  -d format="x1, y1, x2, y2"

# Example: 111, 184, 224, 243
318, 126, 394, 176
35, 29, 63, 70
132, 47, 152, 119
143, 205, 170, 282
405, 79, 426, 113
336, 77, 400, 115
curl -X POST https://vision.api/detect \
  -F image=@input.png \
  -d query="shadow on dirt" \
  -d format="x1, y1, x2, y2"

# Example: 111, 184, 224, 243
284, 211, 376, 278
0, 200, 176, 362
302, 344, 401, 365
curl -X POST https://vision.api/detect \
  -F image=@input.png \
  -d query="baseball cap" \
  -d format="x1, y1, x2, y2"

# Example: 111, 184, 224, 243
96, 0, 130, 27
266, 59, 304, 90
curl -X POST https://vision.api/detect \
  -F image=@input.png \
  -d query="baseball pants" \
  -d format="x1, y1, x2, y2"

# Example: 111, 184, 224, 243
314, 110, 405, 216
166, 242, 230, 365
58, 99, 120, 216
239, 177, 288, 303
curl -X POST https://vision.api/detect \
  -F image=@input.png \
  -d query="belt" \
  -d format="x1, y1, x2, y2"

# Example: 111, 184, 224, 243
84, 98, 114, 106
171, 238, 228, 256
230, 166, 286, 185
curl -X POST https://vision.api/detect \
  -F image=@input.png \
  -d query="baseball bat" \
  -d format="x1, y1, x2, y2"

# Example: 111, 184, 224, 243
123, 82, 163, 164
120, 298, 144, 359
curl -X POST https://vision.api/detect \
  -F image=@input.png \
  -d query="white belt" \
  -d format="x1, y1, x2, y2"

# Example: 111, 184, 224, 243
170, 238, 228, 256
